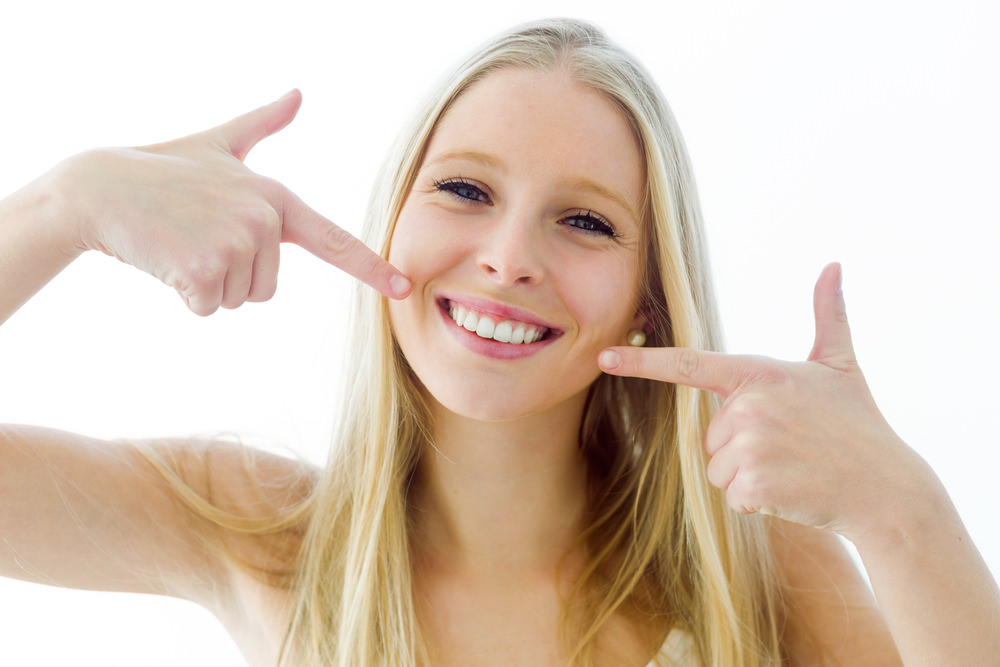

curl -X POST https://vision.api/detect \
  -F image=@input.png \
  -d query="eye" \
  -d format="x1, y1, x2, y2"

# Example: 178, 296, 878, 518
561, 210, 620, 238
433, 178, 491, 205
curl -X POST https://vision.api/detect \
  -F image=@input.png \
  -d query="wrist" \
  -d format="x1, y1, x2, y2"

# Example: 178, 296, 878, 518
847, 459, 956, 556
3, 180, 84, 264
39, 151, 102, 257
0, 162, 91, 324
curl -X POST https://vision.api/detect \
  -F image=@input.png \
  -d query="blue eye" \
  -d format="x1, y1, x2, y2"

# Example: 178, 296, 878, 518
434, 178, 491, 204
433, 179, 619, 239
562, 210, 619, 238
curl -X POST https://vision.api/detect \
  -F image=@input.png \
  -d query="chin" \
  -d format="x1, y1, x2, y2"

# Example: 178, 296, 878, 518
419, 375, 592, 426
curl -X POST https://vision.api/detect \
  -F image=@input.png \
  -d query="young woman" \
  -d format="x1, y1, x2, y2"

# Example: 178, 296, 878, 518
1, 19, 997, 666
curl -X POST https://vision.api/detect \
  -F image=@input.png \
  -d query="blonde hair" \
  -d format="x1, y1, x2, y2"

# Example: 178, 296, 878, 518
276, 18, 785, 666
134, 18, 787, 666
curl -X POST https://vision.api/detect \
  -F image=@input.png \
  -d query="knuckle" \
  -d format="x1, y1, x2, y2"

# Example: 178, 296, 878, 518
220, 285, 249, 309
256, 175, 284, 199
705, 456, 729, 489
260, 206, 281, 237
187, 296, 219, 317
727, 431, 756, 459
736, 441, 765, 471
725, 486, 752, 515
226, 234, 256, 258
321, 224, 356, 259
729, 474, 765, 514
703, 420, 729, 455
360, 251, 389, 283
723, 433, 770, 478
676, 348, 700, 378
185, 256, 226, 289
702, 428, 718, 454
729, 395, 766, 424
248, 279, 278, 303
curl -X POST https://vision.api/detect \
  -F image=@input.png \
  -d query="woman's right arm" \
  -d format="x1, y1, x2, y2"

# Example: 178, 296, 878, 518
1, 89, 410, 326
0, 425, 317, 605
0, 90, 407, 602
1, 426, 219, 599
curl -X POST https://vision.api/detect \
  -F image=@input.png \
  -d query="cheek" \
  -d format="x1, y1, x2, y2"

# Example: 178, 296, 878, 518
387, 207, 471, 278
560, 253, 639, 342
387, 208, 470, 337
386, 212, 424, 274
387, 210, 431, 341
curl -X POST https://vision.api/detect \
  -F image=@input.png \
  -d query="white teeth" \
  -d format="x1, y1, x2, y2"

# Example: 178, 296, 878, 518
475, 317, 495, 338
493, 321, 513, 343
446, 302, 548, 344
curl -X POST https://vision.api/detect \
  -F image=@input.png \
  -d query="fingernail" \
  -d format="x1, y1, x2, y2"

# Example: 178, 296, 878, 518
390, 274, 411, 298
599, 350, 621, 370
836, 265, 843, 295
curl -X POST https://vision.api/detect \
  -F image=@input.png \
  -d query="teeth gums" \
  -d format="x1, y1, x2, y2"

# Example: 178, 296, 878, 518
447, 302, 547, 344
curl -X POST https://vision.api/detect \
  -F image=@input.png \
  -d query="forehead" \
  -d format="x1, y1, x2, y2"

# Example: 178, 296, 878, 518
424, 67, 644, 216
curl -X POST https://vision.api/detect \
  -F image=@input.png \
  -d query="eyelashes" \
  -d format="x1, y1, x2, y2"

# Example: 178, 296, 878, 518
432, 178, 621, 239
433, 177, 490, 204
562, 209, 620, 238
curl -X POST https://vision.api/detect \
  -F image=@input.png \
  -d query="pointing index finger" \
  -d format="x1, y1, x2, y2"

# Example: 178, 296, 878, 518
599, 346, 759, 398
281, 191, 411, 299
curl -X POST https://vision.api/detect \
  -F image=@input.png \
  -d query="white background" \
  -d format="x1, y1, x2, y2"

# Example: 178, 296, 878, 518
1, 0, 997, 664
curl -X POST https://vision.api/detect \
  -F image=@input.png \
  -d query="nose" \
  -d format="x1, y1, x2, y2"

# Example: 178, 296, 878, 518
476, 214, 544, 286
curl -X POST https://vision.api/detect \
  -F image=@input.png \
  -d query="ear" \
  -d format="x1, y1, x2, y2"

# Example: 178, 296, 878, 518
629, 310, 651, 334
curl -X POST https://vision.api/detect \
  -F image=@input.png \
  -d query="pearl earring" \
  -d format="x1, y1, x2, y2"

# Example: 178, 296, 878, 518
627, 330, 646, 347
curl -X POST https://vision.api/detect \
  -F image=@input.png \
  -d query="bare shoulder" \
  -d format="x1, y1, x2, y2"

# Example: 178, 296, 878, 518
0, 424, 318, 610
769, 519, 902, 666
122, 432, 321, 606
141, 433, 319, 523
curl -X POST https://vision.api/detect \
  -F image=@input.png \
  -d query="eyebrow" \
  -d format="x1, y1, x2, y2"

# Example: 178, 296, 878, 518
424, 149, 507, 172
558, 176, 638, 222
425, 149, 638, 221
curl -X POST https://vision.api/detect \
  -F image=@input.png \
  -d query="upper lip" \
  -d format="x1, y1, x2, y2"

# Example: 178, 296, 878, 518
436, 293, 564, 333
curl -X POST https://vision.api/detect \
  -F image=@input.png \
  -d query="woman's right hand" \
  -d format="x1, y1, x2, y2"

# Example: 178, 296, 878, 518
56, 90, 410, 316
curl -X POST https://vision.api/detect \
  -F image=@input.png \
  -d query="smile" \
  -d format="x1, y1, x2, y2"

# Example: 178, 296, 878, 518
436, 297, 563, 351
448, 303, 546, 344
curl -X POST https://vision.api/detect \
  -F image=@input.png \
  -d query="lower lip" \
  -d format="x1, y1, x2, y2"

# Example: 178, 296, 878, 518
437, 304, 560, 360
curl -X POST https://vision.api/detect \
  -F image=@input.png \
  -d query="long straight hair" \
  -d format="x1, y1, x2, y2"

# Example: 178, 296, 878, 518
276, 18, 785, 666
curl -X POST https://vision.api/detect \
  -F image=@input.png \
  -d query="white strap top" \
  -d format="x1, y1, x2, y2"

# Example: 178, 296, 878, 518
646, 628, 695, 666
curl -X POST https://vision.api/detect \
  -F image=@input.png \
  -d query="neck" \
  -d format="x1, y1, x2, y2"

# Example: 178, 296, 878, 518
409, 391, 590, 578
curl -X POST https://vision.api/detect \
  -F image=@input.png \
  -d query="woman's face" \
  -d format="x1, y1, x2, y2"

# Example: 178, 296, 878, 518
388, 67, 646, 424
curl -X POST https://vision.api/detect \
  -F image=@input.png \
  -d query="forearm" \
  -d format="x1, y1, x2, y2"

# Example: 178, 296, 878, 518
855, 474, 1000, 665
0, 169, 84, 325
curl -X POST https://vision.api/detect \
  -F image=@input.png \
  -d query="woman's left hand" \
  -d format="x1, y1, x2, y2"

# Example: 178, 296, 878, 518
598, 263, 936, 543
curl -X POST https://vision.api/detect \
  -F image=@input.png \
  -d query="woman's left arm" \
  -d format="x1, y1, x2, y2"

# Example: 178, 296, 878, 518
598, 263, 1000, 665
767, 518, 900, 664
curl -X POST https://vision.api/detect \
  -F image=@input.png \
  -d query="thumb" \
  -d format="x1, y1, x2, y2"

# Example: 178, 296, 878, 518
213, 89, 303, 161
808, 262, 856, 364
